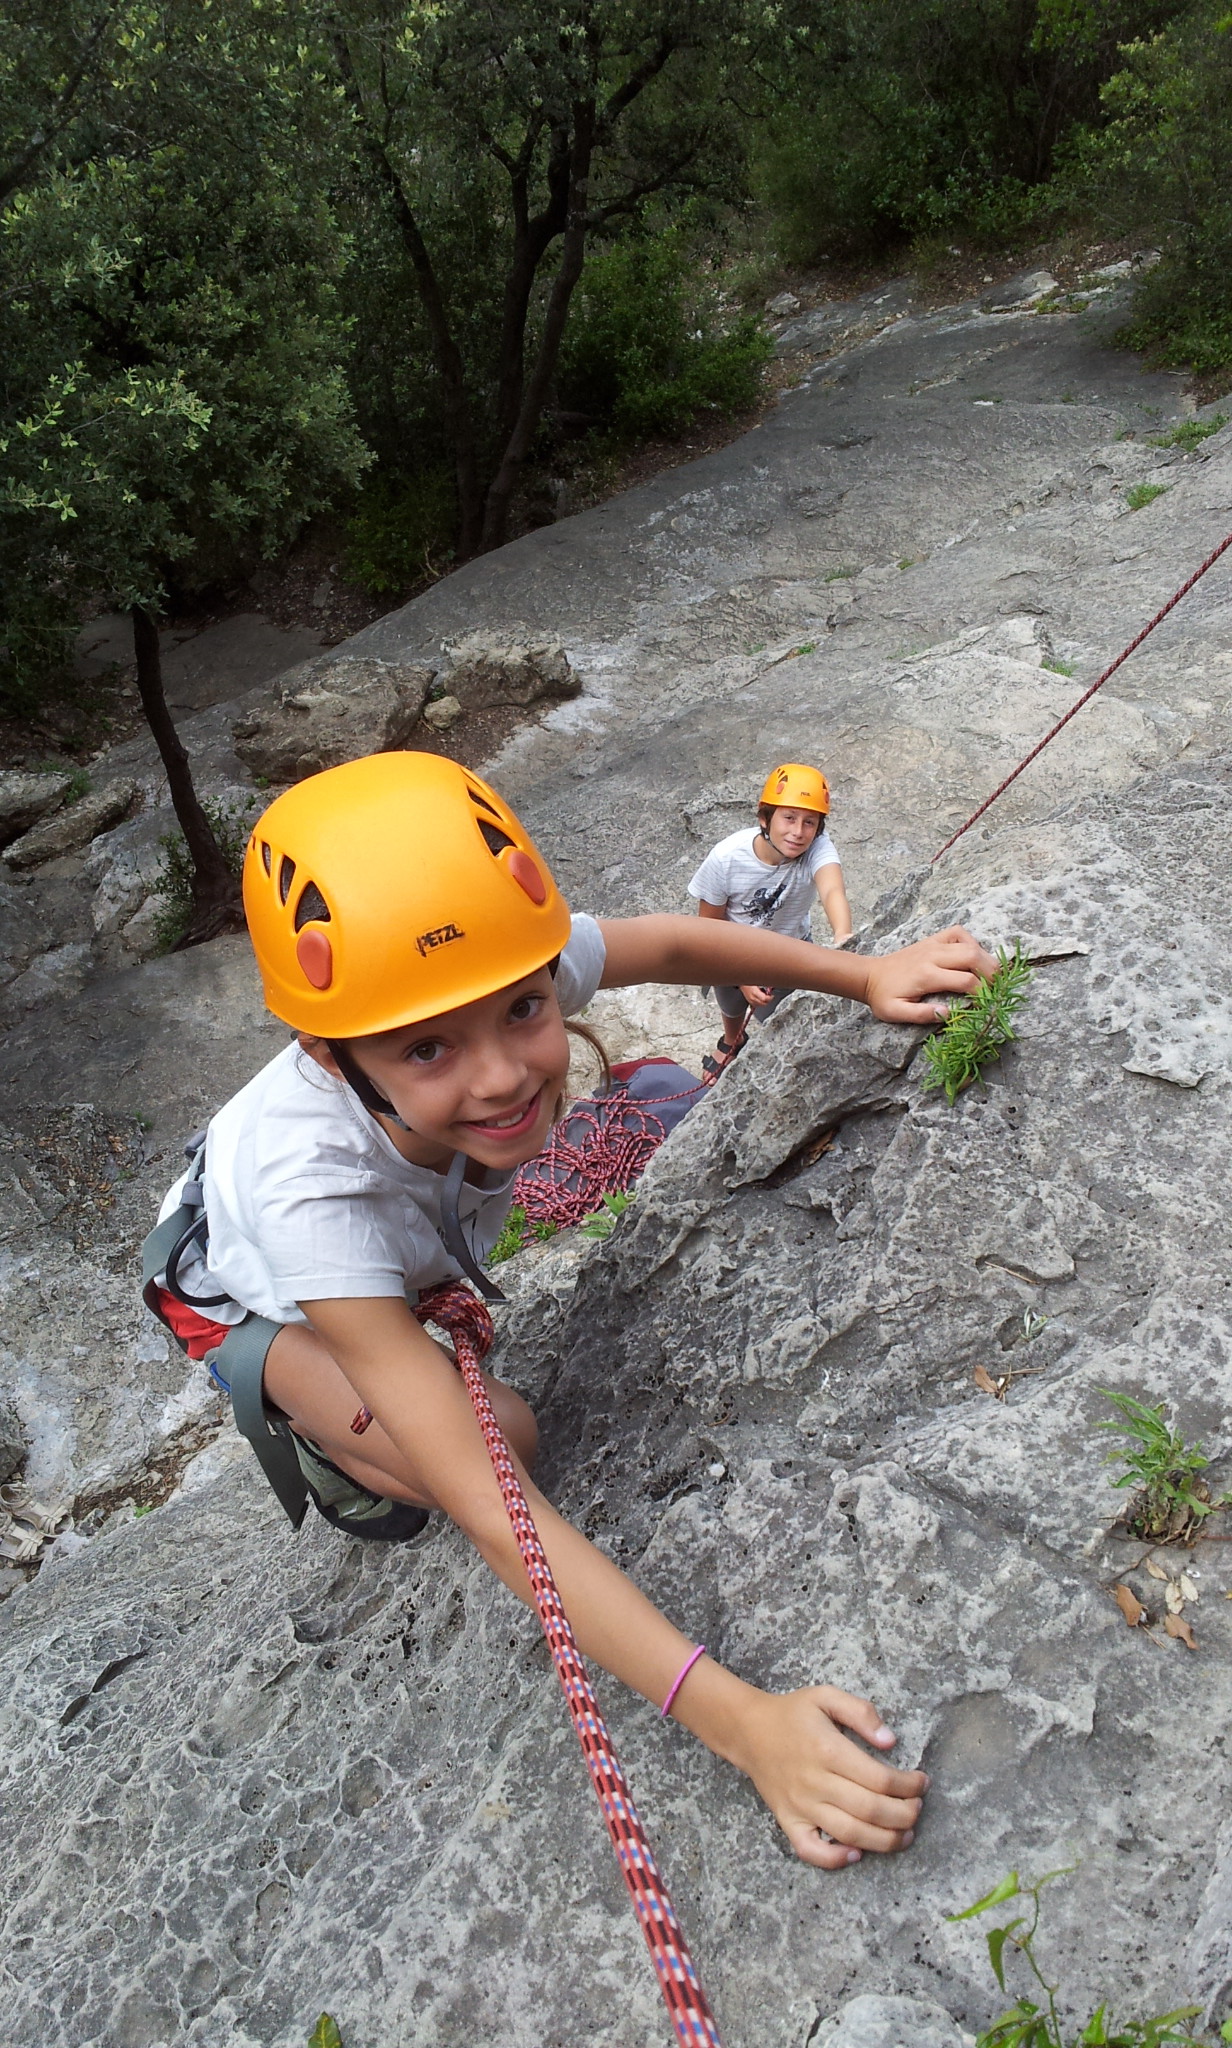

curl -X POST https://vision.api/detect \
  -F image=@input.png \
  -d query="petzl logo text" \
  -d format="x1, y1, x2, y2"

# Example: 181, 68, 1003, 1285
416, 922, 466, 957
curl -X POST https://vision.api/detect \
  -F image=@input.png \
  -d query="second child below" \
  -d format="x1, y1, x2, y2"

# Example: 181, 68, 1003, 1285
688, 761, 853, 1075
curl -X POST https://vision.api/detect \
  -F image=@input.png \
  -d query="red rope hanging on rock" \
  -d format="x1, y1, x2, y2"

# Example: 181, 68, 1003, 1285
414, 1280, 724, 2048
932, 528, 1232, 864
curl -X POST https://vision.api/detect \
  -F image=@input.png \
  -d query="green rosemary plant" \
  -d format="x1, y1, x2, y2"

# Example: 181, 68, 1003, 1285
922, 943, 1033, 1104
949, 1868, 1231, 2046
1098, 1390, 1227, 1541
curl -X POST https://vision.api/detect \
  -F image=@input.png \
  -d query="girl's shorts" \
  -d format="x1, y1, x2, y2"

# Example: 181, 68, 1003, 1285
712, 983, 791, 1022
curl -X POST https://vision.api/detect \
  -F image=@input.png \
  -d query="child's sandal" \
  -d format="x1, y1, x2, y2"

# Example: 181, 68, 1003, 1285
701, 1035, 746, 1084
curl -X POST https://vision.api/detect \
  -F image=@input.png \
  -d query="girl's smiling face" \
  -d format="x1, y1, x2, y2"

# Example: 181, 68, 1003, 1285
306, 965, 570, 1173
764, 806, 821, 861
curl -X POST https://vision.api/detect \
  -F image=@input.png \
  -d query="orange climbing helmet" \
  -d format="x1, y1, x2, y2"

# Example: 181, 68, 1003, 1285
242, 752, 571, 1036
759, 762, 830, 815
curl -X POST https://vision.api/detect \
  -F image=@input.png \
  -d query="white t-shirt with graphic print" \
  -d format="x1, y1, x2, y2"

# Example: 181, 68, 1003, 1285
155, 913, 607, 1327
687, 826, 841, 941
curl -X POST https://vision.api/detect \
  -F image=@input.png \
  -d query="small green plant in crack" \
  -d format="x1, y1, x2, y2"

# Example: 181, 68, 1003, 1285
1124, 482, 1169, 512
1147, 414, 1226, 454
32, 760, 91, 804
824, 565, 858, 582
1042, 657, 1075, 677
579, 1188, 636, 1239
949, 1867, 1230, 2047
922, 945, 1032, 1105
1098, 1390, 1228, 1543
488, 1204, 559, 1265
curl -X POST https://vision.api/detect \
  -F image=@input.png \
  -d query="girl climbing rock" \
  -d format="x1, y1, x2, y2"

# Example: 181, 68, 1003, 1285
143, 751, 995, 1870
690, 761, 854, 1078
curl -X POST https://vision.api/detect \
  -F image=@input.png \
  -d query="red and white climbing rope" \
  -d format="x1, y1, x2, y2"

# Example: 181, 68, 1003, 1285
414, 1280, 724, 2048
932, 527, 1232, 863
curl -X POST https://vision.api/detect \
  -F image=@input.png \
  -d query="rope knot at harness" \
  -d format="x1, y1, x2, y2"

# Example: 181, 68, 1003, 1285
413, 1278, 724, 2048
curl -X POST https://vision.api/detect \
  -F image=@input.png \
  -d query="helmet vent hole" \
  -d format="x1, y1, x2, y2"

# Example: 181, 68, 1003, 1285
260, 840, 272, 875
278, 855, 296, 905
466, 785, 501, 818
477, 819, 516, 858
294, 882, 331, 931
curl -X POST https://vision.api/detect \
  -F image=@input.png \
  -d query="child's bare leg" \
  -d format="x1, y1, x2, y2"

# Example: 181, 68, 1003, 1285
262, 1321, 538, 1509
713, 985, 749, 1048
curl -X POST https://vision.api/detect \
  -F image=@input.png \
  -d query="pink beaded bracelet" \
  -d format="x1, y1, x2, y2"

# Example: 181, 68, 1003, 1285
661, 1644, 707, 1718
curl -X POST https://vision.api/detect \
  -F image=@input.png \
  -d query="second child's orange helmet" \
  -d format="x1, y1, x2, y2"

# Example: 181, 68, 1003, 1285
243, 752, 571, 1036
760, 762, 830, 815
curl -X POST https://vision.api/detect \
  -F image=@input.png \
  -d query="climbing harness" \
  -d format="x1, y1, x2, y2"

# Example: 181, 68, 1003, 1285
933, 528, 1232, 863
415, 1280, 723, 2048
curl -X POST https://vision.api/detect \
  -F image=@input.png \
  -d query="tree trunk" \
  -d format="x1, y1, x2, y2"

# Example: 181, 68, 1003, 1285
329, 26, 485, 557
131, 606, 244, 947
479, 105, 596, 553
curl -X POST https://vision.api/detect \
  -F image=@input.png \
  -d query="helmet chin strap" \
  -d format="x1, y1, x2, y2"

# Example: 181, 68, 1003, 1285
326, 1038, 506, 1303
325, 1038, 409, 1128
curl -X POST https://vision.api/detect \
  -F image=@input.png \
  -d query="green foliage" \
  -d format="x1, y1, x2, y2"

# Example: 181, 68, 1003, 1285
0, 2, 368, 714
1061, 1, 1232, 375
152, 796, 258, 952
1147, 413, 1228, 450
922, 945, 1033, 1105
1098, 1389, 1227, 1538
950, 1868, 1222, 2046
557, 231, 771, 445
488, 1205, 559, 1266
578, 1189, 637, 1239
1043, 657, 1076, 675
307, 2019, 342, 2048
343, 470, 456, 597
751, 0, 1177, 262
1124, 481, 1170, 509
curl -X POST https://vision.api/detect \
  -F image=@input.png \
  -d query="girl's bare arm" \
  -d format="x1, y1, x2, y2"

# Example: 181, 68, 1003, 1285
598, 913, 996, 1022
815, 865, 854, 943
301, 1293, 927, 1868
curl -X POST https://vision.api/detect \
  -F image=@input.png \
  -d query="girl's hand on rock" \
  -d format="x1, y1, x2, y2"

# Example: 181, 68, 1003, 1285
738, 1685, 928, 1869
862, 926, 998, 1023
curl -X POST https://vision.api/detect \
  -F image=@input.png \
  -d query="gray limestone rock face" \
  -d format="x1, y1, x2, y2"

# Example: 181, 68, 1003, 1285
1, 779, 137, 870
814, 1995, 972, 2047
439, 636, 581, 712
0, 767, 71, 847
2, 276, 1232, 2048
0, 753, 1229, 2048
231, 654, 437, 781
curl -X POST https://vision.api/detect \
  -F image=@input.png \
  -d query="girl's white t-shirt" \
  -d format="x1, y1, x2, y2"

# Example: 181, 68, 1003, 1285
157, 914, 606, 1327
687, 826, 840, 941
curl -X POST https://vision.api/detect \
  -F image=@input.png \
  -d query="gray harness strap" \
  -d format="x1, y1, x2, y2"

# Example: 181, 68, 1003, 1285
140, 1160, 309, 1530
211, 1316, 309, 1529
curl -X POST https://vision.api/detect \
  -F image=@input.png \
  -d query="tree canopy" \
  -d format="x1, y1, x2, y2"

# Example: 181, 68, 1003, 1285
3, 0, 1229, 734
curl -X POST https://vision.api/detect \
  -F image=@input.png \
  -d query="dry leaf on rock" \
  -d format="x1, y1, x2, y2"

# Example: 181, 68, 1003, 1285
1165, 1580, 1186, 1614
1179, 1572, 1199, 1602
1113, 1583, 1145, 1627
1165, 1613, 1198, 1649
973, 1364, 1004, 1399
1144, 1558, 1168, 1581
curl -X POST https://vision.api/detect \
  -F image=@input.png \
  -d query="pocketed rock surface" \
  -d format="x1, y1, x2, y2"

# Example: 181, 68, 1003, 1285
1, 272, 1231, 2045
